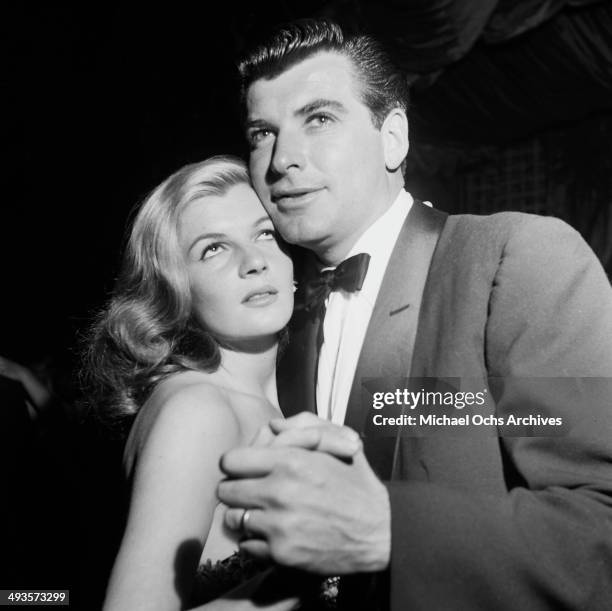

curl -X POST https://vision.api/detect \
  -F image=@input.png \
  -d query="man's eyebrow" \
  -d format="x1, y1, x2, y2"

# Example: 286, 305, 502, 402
295, 99, 347, 117
245, 99, 347, 130
245, 118, 272, 132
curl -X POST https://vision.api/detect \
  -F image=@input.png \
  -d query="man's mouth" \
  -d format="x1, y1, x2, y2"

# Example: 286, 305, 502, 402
271, 187, 324, 207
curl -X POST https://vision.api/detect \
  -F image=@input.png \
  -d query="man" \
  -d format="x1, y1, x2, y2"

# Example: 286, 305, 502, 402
218, 19, 612, 610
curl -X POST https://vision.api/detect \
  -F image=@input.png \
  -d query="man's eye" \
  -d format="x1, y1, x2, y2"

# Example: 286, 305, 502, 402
249, 129, 273, 146
308, 114, 333, 127
200, 243, 223, 260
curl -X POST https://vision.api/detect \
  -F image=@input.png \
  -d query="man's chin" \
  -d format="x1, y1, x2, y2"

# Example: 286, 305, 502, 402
280, 230, 327, 253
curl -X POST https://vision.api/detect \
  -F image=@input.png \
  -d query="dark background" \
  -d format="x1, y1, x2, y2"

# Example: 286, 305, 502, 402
4, 1, 612, 363
3, 2, 612, 608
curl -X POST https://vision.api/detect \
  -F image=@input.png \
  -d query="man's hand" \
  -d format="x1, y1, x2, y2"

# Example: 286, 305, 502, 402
219, 414, 391, 575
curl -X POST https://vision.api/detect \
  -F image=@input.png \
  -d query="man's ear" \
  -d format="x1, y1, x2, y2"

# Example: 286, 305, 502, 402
382, 109, 409, 172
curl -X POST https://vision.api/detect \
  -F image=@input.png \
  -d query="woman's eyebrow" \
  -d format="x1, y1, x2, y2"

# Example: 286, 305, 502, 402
188, 232, 226, 252
254, 216, 273, 226
188, 218, 271, 253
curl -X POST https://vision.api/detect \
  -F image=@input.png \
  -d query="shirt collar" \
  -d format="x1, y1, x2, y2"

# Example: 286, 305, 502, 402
345, 189, 413, 306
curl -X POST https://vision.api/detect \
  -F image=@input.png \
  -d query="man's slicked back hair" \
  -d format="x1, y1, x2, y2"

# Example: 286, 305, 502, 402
238, 19, 409, 129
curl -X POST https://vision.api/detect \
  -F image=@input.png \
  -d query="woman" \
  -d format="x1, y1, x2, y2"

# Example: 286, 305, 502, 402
85, 156, 306, 610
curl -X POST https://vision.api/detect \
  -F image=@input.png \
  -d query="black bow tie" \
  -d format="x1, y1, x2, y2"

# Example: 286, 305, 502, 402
301, 253, 371, 313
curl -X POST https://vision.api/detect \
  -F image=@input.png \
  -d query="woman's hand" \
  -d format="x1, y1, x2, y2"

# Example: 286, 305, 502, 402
251, 412, 362, 459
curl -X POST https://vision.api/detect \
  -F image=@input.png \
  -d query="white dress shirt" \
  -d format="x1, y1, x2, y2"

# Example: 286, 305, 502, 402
316, 189, 414, 424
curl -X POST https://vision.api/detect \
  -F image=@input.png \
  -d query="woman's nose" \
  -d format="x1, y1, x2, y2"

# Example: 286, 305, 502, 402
238, 245, 268, 277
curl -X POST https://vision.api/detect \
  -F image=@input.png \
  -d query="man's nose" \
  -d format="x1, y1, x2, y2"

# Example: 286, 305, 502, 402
270, 131, 305, 176
238, 245, 268, 277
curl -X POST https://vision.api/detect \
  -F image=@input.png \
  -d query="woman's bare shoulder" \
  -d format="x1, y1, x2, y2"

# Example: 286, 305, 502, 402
124, 370, 241, 477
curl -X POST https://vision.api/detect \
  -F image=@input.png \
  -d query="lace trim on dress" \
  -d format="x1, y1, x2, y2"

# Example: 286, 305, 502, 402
193, 550, 339, 609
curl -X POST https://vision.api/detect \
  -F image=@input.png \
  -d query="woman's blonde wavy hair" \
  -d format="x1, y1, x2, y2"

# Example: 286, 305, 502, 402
83, 155, 250, 433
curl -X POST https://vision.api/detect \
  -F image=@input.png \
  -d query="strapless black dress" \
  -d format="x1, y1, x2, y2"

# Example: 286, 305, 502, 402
192, 550, 339, 609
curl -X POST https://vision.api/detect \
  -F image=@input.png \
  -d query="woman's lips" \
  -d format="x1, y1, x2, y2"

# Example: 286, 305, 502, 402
242, 287, 279, 306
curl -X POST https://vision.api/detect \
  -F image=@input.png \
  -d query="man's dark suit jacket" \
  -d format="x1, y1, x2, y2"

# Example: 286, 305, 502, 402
278, 201, 612, 610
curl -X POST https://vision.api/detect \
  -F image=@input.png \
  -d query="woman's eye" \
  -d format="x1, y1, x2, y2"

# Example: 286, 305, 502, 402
257, 229, 277, 241
200, 243, 223, 260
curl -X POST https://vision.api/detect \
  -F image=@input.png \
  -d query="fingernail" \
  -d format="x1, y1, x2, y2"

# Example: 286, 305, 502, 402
342, 428, 360, 442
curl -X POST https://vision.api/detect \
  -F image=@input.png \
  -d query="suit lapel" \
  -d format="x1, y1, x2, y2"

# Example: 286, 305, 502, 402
344, 201, 447, 478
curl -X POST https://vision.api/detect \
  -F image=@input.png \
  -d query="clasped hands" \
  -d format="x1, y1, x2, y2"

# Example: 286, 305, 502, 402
218, 412, 391, 575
